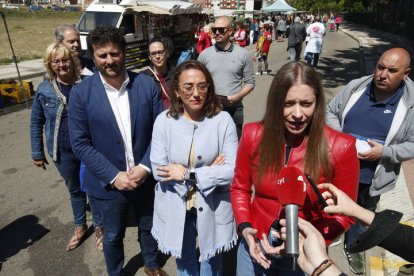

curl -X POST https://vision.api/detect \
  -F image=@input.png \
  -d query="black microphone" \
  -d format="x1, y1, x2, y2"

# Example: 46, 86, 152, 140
276, 166, 307, 270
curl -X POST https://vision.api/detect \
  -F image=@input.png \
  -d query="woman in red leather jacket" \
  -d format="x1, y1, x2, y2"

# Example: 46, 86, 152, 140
230, 62, 359, 275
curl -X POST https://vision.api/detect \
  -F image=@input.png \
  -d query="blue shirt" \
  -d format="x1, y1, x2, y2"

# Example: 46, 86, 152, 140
57, 82, 72, 150
343, 82, 404, 184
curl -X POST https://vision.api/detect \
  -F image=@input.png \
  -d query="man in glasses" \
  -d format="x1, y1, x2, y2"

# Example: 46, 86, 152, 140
198, 16, 255, 139
142, 37, 173, 109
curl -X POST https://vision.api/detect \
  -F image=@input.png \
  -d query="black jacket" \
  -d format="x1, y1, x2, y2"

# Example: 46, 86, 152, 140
348, 209, 414, 262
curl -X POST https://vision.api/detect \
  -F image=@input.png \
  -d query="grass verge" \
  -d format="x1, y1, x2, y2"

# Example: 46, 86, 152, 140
0, 9, 81, 64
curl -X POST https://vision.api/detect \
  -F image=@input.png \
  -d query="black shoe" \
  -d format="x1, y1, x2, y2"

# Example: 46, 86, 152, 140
343, 247, 365, 275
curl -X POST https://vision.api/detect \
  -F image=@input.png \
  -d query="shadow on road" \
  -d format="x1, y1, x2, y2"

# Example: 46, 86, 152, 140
0, 215, 49, 263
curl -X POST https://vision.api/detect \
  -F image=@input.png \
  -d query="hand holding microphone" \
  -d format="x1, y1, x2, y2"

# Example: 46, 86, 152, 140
267, 166, 307, 270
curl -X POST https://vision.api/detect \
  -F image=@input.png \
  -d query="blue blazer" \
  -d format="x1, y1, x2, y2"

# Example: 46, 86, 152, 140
69, 71, 162, 199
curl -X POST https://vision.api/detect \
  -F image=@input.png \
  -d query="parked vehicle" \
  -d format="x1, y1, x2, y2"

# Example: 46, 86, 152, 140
2, 3, 19, 9
76, 0, 206, 69
65, 6, 81, 11
47, 5, 64, 11
29, 5, 44, 11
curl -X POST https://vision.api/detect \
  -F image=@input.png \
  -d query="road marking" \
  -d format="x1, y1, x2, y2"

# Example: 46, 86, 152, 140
370, 255, 412, 272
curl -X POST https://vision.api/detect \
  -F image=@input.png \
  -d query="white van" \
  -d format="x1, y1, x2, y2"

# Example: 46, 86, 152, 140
77, 0, 206, 69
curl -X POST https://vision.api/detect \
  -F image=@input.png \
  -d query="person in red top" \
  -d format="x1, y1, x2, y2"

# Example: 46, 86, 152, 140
335, 15, 343, 31
255, 24, 272, 75
230, 62, 359, 275
233, 22, 248, 47
196, 25, 212, 54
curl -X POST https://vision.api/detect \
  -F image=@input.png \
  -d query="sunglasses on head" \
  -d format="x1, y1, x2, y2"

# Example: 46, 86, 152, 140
211, 27, 228, 34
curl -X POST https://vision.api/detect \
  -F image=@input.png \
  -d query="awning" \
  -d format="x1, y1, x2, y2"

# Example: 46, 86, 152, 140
121, 0, 203, 15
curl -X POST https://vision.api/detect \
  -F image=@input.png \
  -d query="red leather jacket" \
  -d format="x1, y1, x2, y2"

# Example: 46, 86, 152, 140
230, 122, 359, 245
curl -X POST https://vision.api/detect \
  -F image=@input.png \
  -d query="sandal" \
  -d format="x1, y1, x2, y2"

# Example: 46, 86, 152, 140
66, 224, 87, 251
95, 226, 103, 251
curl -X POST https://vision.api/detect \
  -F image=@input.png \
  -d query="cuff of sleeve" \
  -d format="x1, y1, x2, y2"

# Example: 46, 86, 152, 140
139, 164, 151, 173
238, 222, 252, 233
110, 172, 121, 185
381, 146, 391, 159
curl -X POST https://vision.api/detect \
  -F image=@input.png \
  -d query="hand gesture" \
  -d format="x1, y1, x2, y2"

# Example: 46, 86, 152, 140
358, 139, 383, 161
113, 171, 137, 191
242, 227, 271, 269
33, 158, 49, 170
129, 165, 149, 187
156, 163, 186, 182
210, 154, 225, 166
317, 183, 357, 217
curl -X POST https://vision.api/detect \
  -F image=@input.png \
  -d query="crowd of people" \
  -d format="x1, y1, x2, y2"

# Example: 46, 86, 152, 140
27, 14, 414, 276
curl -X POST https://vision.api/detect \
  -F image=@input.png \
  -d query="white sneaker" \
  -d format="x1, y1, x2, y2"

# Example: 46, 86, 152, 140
263, 71, 268, 75
255, 72, 262, 75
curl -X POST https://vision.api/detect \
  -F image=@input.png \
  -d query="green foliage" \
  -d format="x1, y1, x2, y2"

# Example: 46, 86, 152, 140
287, 0, 368, 13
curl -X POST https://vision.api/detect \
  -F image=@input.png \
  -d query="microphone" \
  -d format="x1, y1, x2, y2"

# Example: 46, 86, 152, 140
275, 166, 307, 270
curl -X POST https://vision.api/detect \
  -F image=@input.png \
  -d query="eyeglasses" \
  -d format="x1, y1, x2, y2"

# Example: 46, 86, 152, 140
211, 27, 229, 34
51, 59, 71, 66
179, 82, 210, 96
149, 50, 166, 57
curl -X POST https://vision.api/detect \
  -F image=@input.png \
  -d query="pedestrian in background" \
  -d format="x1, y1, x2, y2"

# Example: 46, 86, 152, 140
326, 47, 414, 275
287, 16, 306, 61
150, 60, 238, 276
255, 24, 272, 76
304, 16, 326, 68
142, 37, 174, 109
233, 22, 248, 47
198, 16, 255, 139
30, 43, 88, 252
231, 62, 359, 275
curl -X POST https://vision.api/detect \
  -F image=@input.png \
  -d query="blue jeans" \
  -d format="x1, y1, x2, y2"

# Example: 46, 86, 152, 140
345, 184, 380, 248
177, 209, 222, 276
236, 236, 305, 276
53, 148, 87, 226
90, 186, 159, 276
88, 195, 103, 228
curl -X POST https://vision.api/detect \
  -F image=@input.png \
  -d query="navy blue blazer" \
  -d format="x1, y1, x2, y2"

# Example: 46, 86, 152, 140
69, 71, 162, 199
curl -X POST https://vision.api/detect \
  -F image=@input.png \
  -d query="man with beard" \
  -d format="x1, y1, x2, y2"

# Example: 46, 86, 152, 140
68, 26, 166, 276
326, 47, 414, 275
198, 16, 255, 139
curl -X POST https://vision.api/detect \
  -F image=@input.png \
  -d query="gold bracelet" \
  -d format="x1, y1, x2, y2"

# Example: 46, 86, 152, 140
311, 259, 335, 276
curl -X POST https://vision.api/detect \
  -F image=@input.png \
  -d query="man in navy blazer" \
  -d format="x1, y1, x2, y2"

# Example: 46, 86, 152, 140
69, 26, 165, 276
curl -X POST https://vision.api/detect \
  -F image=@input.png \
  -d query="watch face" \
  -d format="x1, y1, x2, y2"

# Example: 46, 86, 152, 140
190, 172, 196, 180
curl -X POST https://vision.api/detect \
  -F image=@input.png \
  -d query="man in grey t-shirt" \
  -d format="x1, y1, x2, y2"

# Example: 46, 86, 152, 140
198, 16, 255, 139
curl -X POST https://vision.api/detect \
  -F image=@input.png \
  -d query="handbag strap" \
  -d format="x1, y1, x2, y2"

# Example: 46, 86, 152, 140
148, 67, 170, 101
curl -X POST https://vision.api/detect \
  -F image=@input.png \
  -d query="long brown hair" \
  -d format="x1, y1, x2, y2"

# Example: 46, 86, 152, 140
257, 62, 331, 182
167, 60, 222, 119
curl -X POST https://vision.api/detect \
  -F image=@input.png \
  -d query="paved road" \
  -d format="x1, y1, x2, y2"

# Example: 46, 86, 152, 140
0, 30, 360, 275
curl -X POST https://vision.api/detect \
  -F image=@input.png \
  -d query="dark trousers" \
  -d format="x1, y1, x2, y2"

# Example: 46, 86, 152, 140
223, 105, 243, 140
295, 42, 303, 61
91, 186, 159, 276
305, 52, 320, 68
344, 184, 381, 248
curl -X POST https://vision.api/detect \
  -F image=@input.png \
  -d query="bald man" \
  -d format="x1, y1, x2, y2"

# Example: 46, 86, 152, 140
198, 16, 255, 139
326, 47, 414, 275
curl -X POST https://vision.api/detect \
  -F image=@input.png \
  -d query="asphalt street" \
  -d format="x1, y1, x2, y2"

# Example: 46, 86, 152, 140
0, 29, 360, 275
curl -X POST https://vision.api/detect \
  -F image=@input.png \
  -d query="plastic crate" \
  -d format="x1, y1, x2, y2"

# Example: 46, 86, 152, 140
0, 81, 33, 104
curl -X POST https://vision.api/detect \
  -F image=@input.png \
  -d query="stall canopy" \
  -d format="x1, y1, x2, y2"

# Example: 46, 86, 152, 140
121, 0, 203, 15
262, 0, 296, 12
